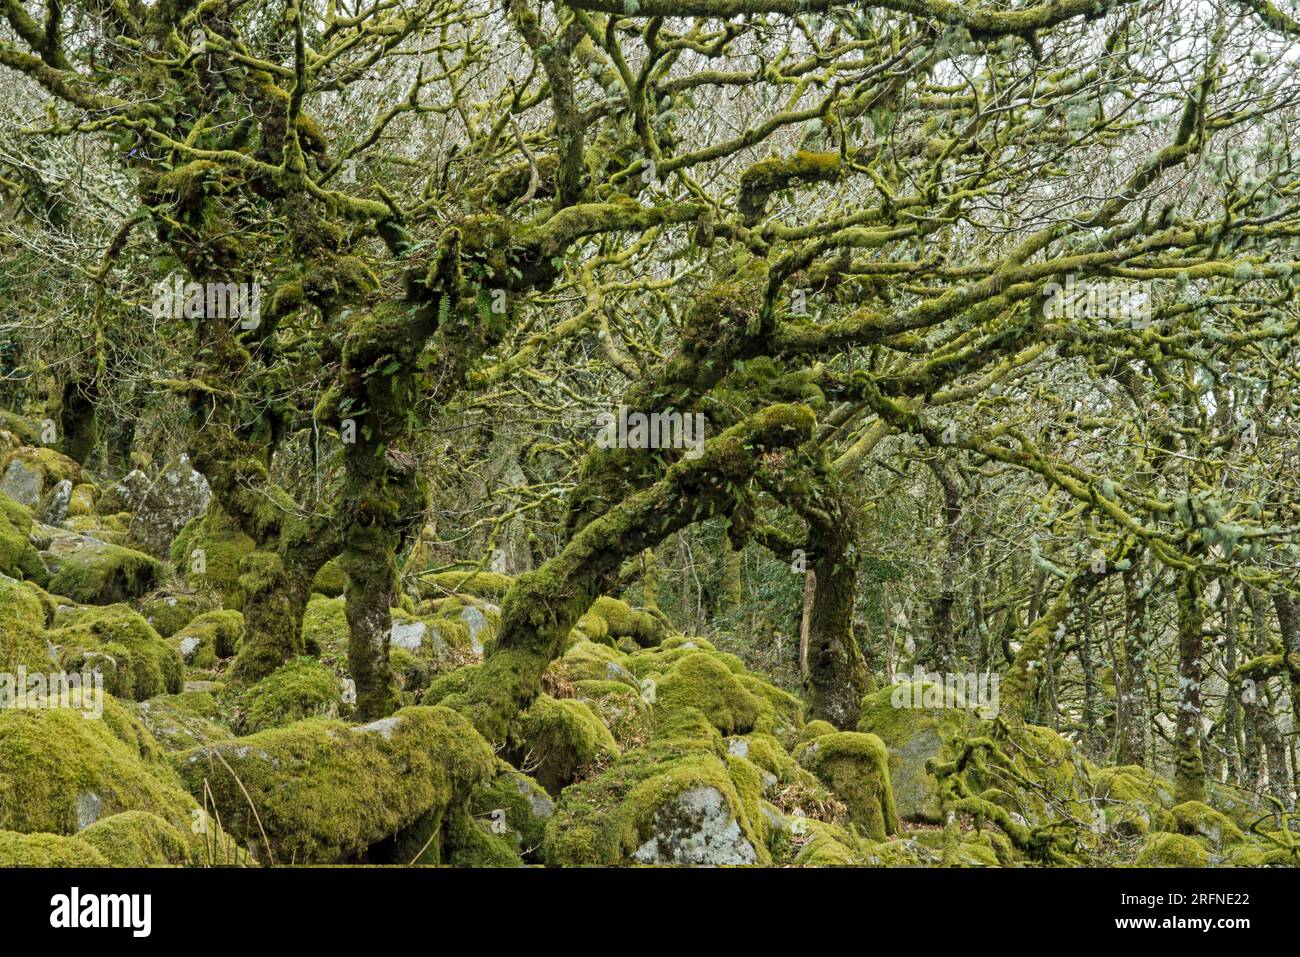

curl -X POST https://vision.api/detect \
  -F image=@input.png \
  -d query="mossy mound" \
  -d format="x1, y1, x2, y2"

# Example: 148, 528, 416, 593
67, 484, 97, 517
0, 492, 50, 583
130, 692, 234, 752
543, 708, 769, 866
78, 810, 194, 866
301, 594, 347, 659
170, 503, 255, 609
47, 543, 163, 604
172, 705, 496, 863
0, 830, 107, 866
796, 731, 898, 840
650, 651, 760, 736
169, 610, 244, 671
0, 696, 201, 836
52, 604, 184, 701
574, 679, 653, 751
236, 657, 341, 733
507, 693, 619, 796
738, 673, 803, 746
571, 596, 664, 648
560, 640, 640, 688
1171, 800, 1245, 848
0, 577, 54, 673
138, 591, 213, 638
0, 447, 82, 509
1135, 831, 1211, 867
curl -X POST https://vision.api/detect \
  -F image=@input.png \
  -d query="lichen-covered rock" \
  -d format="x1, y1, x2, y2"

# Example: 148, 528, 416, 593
1135, 831, 1210, 867
0, 696, 200, 836
236, 657, 341, 733
796, 731, 898, 840
46, 542, 163, 604
170, 503, 255, 609
51, 604, 184, 701
508, 693, 619, 796
543, 708, 769, 866
172, 705, 496, 863
97, 469, 150, 515
40, 479, 73, 525
128, 455, 212, 558
67, 483, 97, 518
0, 447, 81, 509
650, 651, 760, 736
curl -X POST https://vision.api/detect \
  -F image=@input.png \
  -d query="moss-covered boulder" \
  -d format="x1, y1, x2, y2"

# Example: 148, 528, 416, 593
0, 447, 81, 510
507, 693, 619, 796
1135, 831, 1211, 867
0, 492, 50, 583
1091, 765, 1176, 836
67, 483, 97, 518
1171, 800, 1245, 848
170, 503, 255, 609
78, 810, 194, 866
0, 697, 201, 836
138, 591, 213, 638
127, 455, 212, 558
46, 543, 163, 605
561, 640, 640, 688
172, 705, 496, 863
857, 679, 977, 824
571, 596, 664, 648
130, 692, 234, 752
467, 761, 556, 860
170, 610, 244, 669
0, 830, 108, 866
311, 557, 348, 597
543, 708, 769, 866
51, 604, 184, 701
236, 657, 341, 733
796, 731, 898, 840
0, 577, 54, 673
650, 651, 760, 736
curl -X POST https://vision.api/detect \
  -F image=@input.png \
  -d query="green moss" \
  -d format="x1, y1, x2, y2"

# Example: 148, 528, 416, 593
0, 492, 49, 584
311, 557, 348, 597
791, 818, 870, 866
421, 663, 481, 705
1093, 765, 1177, 835
508, 693, 619, 796
419, 569, 515, 600
1171, 800, 1245, 847
857, 680, 978, 823
170, 504, 255, 610
47, 544, 163, 604
571, 596, 664, 648
171, 705, 496, 863
0, 696, 200, 836
468, 760, 555, 859
0, 830, 107, 866
138, 592, 212, 638
443, 805, 525, 867
1136, 831, 1211, 867
0, 577, 53, 673
561, 640, 639, 687
170, 609, 244, 670
78, 810, 193, 865
798, 719, 837, 743
130, 692, 234, 752
796, 731, 898, 840
738, 674, 803, 745
651, 651, 760, 736
237, 657, 341, 733
67, 483, 96, 517
52, 604, 184, 701
2, 446, 82, 486
301, 594, 347, 658
543, 707, 769, 866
